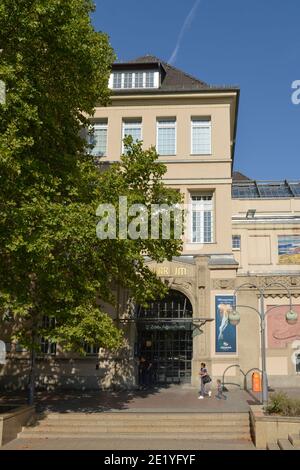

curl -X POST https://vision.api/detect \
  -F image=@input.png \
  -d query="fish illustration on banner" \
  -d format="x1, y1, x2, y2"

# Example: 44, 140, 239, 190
215, 296, 236, 353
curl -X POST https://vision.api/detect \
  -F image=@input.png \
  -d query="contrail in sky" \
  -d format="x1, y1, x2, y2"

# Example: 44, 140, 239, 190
168, 0, 202, 65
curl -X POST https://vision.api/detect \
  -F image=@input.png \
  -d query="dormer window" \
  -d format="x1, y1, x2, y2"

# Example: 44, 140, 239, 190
145, 71, 154, 88
113, 72, 122, 89
135, 72, 143, 88
123, 72, 133, 89
109, 70, 159, 90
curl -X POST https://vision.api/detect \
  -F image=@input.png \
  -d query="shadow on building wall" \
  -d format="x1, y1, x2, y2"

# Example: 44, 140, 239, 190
0, 348, 138, 394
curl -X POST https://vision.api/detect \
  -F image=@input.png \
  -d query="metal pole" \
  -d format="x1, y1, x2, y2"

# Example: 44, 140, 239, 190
259, 294, 268, 406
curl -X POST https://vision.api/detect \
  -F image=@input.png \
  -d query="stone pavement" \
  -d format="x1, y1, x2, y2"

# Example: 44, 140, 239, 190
2, 386, 297, 450
2, 385, 297, 414
0, 385, 258, 450
0, 384, 260, 413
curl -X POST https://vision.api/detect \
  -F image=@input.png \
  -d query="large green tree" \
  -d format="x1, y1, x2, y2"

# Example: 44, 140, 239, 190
0, 0, 182, 403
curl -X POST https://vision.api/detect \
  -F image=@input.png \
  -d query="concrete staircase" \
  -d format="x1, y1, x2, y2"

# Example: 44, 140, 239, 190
267, 432, 300, 450
19, 412, 251, 441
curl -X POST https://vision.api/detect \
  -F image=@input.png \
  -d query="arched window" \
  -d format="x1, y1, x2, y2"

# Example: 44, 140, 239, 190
136, 290, 193, 385
136, 290, 192, 320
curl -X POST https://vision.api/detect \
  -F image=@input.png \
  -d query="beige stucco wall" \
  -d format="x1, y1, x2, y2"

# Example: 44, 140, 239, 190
1, 84, 300, 392
93, 93, 236, 256
232, 197, 300, 273
94, 94, 235, 162
232, 226, 300, 273
232, 197, 300, 215
230, 199, 300, 387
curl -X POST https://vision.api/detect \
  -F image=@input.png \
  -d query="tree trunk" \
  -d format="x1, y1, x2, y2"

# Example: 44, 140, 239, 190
28, 346, 36, 405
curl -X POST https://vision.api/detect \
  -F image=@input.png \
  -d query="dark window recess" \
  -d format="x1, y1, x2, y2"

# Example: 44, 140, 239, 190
296, 354, 300, 374
40, 339, 56, 355
136, 290, 193, 385
84, 344, 100, 355
40, 316, 56, 355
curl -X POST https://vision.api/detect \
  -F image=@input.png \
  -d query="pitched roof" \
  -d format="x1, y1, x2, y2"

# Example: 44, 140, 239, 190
127, 55, 208, 90
232, 171, 251, 181
126, 55, 162, 64
112, 55, 238, 93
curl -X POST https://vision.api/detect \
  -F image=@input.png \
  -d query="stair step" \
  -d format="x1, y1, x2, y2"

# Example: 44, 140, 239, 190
44, 412, 249, 421
43, 418, 249, 424
278, 439, 297, 451
31, 420, 249, 427
20, 410, 251, 443
266, 441, 280, 450
19, 431, 251, 440
23, 425, 250, 434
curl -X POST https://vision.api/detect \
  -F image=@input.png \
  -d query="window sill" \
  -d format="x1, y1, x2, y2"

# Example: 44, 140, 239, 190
158, 154, 177, 157
189, 242, 215, 245
190, 154, 212, 157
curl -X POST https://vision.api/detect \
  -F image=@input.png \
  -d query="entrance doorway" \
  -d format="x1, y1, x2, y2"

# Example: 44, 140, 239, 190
136, 290, 193, 385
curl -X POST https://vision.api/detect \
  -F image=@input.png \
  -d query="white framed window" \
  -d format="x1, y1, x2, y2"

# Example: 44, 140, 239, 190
145, 71, 154, 88
135, 72, 144, 88
122, 119, 142, 153
190, 194, 213, 243
84, 343, 100, 356
191, 118, 211, 155
232, 235, 241, 250
89, 121, 108, 157
40, 316, 56, 355
157, 118, 176, 156
113, 72, 122, 89
109, 70, 159, 89
123, 72, 133, 89
15, 343, 27, 352
40, 338, 57, 355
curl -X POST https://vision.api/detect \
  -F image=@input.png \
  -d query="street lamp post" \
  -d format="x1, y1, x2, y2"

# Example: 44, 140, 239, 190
229, 282, 298, 407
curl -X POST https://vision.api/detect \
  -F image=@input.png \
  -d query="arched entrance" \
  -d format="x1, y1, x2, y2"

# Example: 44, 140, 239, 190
136, 290, 193, 385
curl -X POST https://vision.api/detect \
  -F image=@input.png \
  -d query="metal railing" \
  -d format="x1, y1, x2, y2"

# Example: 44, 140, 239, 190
222, 364, 263, 397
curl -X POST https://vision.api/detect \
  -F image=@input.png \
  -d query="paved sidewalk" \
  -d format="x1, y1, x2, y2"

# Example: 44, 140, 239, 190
0, 385, 261, 450
0, 385, 259, 413
2, 385, 297, 414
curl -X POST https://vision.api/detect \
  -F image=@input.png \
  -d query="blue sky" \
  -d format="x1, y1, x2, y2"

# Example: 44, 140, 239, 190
92, 0, 300, 180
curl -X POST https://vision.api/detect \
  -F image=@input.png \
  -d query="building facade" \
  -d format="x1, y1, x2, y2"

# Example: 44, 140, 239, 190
1, 56, 300, 391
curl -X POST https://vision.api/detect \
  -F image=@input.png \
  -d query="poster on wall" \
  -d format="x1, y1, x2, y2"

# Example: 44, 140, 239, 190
215, 296, 236, 353
267, 305, 300, 349
278, 235, 300, 264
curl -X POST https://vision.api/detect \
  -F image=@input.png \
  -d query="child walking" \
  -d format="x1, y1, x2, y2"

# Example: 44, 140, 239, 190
216, 379, 227, 400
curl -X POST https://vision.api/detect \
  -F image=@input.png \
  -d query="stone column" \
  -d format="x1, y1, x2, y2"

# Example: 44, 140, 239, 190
191, 256, 210, 387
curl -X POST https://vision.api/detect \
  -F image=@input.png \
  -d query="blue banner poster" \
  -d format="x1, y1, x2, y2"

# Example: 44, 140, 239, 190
215, 296, 237, 353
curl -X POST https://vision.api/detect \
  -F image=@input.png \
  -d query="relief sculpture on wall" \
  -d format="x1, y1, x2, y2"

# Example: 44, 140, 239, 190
267, 305, 300, 348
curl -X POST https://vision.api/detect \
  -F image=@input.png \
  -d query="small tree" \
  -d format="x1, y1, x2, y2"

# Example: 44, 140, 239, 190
0, 0, 117, 403
0, 1, 183, 403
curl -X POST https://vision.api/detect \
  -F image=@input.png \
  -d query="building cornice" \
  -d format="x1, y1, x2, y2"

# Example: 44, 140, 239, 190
162, 178, 232, 185
109, 91, 239, 101
232, 217, 300, 225
159, 158, 231, 164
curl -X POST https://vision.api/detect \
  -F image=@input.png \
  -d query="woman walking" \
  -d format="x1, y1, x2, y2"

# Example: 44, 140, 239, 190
198, 362, 212, 399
